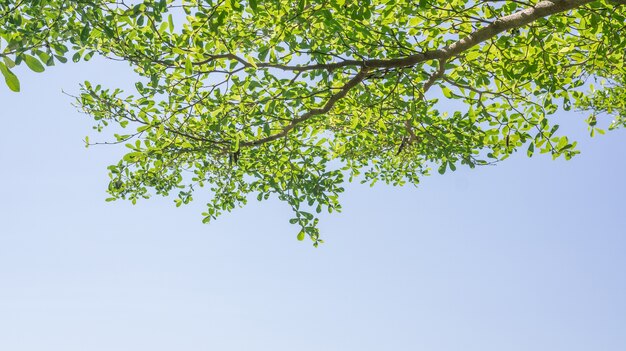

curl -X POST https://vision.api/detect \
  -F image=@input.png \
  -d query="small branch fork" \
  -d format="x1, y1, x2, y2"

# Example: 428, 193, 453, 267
240, 67, 371, 147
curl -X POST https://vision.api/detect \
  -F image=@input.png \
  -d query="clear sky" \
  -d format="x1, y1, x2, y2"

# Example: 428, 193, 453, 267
1, 57, 625, 351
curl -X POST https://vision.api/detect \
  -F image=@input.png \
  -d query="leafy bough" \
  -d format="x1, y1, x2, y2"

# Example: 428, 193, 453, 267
3, 0, 626, 245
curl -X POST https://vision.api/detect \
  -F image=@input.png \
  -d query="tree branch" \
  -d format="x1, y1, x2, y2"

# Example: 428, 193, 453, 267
240, 0, 595, 147
241, 68, 371, 147
219, 0, 594, 74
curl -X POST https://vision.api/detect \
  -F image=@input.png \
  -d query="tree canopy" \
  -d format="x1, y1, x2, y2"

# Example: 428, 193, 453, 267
2, 0, 625, 244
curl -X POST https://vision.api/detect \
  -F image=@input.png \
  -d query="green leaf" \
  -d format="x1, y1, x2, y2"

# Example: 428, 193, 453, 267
557, 136, 568, 150
80, 25, 91, 43
123, 152, 143, 162
438, 162, 447, 175
3, 57, 16, 68
72, 52, 82, 63
168, 14, 175, 32
527, 142, 535, 157
244, 54, 257, 68
0, 62, 20, 92
465, 51, 481, 61
23, 55, 46, 72
441, 86, 452, 98
297, 231, 305, 241
185, 57, 192, 75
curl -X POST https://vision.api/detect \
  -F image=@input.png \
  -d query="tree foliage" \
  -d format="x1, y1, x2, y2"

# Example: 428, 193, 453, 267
2, 0, 625, 244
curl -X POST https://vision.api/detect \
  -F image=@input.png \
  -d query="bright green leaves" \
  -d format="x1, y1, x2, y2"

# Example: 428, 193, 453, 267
0, 61, 19, 92
465, 50, 481, 61
122, 152, 144, 163
0, 0, 103, 90
228, 0, 244, 11
4, 0, 626, 244
575, 77, 626, 134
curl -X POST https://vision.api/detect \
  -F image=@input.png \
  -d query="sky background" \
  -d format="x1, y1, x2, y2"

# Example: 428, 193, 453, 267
1, 56, 625, 351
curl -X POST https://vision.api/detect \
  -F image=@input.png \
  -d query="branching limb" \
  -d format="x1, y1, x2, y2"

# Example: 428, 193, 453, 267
241, 68, 371, 147
238, 0, 595, 147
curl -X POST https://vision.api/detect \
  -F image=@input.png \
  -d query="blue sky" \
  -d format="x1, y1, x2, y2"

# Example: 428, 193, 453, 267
1, 57, 625, 351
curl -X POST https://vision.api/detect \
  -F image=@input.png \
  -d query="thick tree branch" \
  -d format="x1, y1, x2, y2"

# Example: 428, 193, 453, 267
376, 0, 594, 67
241, 0, 595, 147
221, 0, 594, 74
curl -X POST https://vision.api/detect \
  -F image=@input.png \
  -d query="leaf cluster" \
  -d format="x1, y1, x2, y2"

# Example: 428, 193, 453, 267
2, 0, 626, 244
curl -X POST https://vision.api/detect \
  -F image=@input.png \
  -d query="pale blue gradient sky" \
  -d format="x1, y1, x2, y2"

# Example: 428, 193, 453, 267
1, 58, 625, 351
